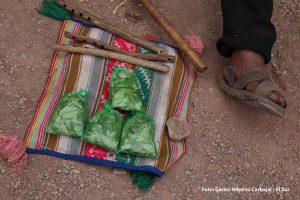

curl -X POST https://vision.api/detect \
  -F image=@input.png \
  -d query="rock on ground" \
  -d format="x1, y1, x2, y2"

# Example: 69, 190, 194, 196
0, 0, 299, 199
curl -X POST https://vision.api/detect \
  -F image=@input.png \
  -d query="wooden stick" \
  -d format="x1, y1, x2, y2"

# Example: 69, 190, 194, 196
56, 0, 166, 54
52, 45, 170, 72
64, 32, 175, 62
138, 0, 207, 72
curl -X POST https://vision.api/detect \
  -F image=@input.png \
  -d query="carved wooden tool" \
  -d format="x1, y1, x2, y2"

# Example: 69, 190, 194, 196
138, 0, 207, 72
52, 45, 170, 72
56, 0, 165, 54
64, 32, 175, 62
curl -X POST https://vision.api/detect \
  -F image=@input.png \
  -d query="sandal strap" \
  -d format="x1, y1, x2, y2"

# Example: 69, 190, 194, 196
223, 66, 281, 98
233, 71, 269, 89
223, 65, 235, 87
254, 80, 279, 98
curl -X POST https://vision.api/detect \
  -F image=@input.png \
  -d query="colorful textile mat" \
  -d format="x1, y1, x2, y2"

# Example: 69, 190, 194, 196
24, 20, 196, 176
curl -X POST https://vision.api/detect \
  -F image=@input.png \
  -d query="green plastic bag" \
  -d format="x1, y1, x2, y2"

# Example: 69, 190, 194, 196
118, 113, 157, 158
81, 104, 123, 152
47, 90, 89, 138
109, 67, 143, 111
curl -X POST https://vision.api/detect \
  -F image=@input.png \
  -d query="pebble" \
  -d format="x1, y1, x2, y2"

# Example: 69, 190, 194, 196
73, 169, 80, 174
0, 59, 4, 69
26, 43, 33, 48
1, 168, 5, 174
244, 162, 251, 169
113, 168, 127, 175
13, 180, 21, 189
185, 170, 192, 175
166, 117, 191, 140
109, 193, 115, 199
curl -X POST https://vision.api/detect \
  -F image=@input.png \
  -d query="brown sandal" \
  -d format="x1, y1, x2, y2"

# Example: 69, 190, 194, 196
218, 65, 286, 117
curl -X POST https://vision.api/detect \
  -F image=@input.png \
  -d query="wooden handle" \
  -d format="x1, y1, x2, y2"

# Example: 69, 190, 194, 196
64, 32, 175, 62
53, 45, 170, 72
57, 0, 166, 54
139, 0, 207, 72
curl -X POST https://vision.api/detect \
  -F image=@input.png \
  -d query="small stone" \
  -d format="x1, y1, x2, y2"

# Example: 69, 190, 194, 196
14, 180, 21, 189
1, 168, 5, 174
166, 117, 191, 140
26, 43, 33, 48
185, 170, 192, 175
227, 148, 234, 154
270, 170, 276, 175
56, 170, 62, 174
73, 169, 80, 174
109, 193, 115, 199
244, 162, 251, 169
37, 19, 45, 24
113, 168, 127, 175
0, 59, 4, 69
80, 183, 84, 188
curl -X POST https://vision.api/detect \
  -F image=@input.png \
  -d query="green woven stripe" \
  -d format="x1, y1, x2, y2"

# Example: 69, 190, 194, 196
37, 0, 71, 21
135, 47, 154, 110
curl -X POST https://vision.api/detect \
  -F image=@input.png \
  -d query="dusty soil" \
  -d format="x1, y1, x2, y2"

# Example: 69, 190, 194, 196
0, 0, 299, 199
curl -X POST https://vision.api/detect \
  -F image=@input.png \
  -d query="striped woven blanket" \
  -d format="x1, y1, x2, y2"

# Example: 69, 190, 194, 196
24, 20, 196, 176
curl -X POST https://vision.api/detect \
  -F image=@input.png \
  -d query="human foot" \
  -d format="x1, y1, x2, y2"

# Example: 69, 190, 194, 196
230, 49, 286, 108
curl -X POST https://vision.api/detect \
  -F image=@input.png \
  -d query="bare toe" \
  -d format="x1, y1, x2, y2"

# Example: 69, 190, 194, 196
269, 93, 279, 103
273, 91, 286, 108
245, 82, 259, 92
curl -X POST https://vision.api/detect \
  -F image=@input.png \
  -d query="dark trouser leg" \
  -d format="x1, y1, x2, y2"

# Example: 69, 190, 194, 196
217, 0, 276, 64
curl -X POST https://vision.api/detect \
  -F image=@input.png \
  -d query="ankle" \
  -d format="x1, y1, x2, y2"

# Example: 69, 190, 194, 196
230, 49, 266, 78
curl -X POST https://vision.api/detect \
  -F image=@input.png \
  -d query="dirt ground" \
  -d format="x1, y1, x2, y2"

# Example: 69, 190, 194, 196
0, 0, 299, 199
